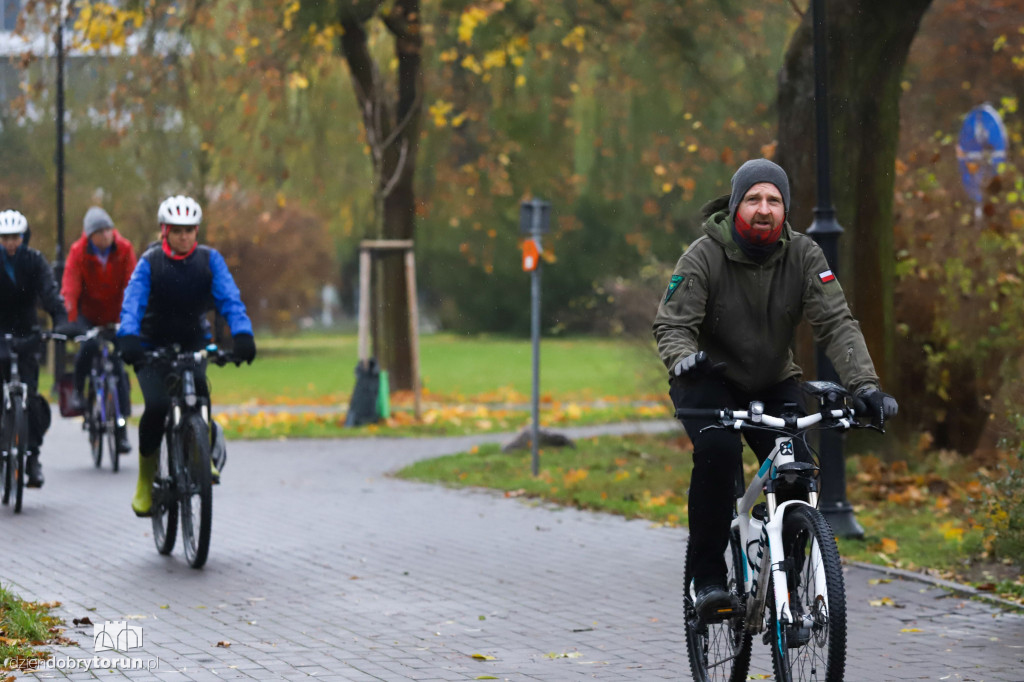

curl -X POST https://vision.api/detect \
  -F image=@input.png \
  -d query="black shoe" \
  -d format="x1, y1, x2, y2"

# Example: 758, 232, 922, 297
115, 427, 132, 454
26, 454, 44, 488
694, 584, 735, 623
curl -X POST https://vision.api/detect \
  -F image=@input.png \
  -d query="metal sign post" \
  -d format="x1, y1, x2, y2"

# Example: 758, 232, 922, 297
519, 198, 550, 477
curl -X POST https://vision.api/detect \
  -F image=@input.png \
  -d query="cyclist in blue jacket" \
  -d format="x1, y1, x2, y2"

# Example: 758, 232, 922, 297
117, 195, 256, 517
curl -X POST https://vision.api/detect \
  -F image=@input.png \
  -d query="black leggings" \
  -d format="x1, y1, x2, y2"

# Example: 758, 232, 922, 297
671, 376, 812, 592
135, 362, 209, 456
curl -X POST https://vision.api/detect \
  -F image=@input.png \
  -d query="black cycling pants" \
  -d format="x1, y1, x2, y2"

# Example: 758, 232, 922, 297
671, 376, 812, 592
135, 362, 209, 457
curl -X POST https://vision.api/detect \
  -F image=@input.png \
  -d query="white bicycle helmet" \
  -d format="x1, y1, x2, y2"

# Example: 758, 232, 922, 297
0, 210, 28, 235
157, 195, 203, 226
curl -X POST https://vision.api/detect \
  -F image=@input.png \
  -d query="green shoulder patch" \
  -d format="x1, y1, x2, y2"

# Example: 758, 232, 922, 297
664, 275, 684, 303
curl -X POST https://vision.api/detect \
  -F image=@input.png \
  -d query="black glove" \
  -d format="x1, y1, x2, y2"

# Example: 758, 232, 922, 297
52, 320, 85, 339
672, 351, 727, 380
854, 388, 898, 427
232, 333, 256, 365
118, 335, 145, 366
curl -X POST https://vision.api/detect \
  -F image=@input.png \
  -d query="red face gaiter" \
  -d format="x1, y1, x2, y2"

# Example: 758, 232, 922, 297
734, 212, 783, 246
161, 224, 198, 260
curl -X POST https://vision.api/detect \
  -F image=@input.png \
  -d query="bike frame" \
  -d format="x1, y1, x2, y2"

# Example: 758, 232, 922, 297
90, 332, 125, 431
1, 334, 27, 418
726, 408, 850, 635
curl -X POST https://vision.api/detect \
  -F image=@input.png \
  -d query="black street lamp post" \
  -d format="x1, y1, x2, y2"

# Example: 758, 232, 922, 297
805, 0, 864, 539
53, 1, 70, 385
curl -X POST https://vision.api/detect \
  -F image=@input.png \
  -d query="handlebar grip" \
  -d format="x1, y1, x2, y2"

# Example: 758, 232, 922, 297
675, 408, 726, 420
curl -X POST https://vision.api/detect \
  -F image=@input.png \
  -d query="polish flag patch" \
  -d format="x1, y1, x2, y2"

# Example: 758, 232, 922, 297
818, 270, 836, 283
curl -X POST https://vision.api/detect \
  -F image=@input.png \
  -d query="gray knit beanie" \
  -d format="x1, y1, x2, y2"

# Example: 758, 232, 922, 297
83, 206, 114, 237
728, 159, 791, 218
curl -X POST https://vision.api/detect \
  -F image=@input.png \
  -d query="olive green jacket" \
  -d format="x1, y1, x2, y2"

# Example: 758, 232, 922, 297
652, 198, 880, 395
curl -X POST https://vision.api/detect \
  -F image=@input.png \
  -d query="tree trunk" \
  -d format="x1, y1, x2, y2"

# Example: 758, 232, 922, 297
339, 0, 423, 391
776, 0, 932, 388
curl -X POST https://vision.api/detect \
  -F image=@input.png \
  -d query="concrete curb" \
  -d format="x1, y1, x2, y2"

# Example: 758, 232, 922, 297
848, 560, 1024, 612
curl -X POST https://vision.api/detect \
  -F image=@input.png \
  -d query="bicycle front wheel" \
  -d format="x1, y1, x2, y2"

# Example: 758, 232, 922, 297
12, 402, 27, 513
151, 436, 178, 555
179, 413, 212, 569
684, 526, 752, 682
104, 382, 119, 472
1, 408, 12, 505
88, 386, 103, 469
769, 504, 846, 682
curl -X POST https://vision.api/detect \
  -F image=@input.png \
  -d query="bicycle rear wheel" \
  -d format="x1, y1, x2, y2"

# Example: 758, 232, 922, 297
151, 436, 178, 555
684, 526, 752, 682
12, 402, 27, 513
179, 413, 212, 569
769, 504, 846, 682
88, 386, 103, 468
104, 382, 119, 472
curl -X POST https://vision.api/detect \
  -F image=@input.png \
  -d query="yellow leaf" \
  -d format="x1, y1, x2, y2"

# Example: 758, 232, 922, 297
869, 597, 895, 607
900, 628, 922, 633
880, 537, 899, 554
470, 653, 496, 660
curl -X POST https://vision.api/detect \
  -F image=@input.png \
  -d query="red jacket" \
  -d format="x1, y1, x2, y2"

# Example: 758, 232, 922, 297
61, 230, 138, 325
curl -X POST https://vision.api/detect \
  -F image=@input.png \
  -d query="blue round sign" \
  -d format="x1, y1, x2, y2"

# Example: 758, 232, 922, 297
957, 104, 1008, 203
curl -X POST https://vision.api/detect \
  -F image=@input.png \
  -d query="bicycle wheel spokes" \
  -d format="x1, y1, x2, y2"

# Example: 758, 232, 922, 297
12, 402, 27, 513
1, 410, 12, 506
684, 528, 752, 682
88, 388, 103, 468
151, 438, 178, 555
179, 414, 212, 569
770, 505, 847, 682
104, 385, 119, 472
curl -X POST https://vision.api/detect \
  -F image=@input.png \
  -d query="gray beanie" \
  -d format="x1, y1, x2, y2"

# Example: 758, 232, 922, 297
728, 159, 790, 218
83, 206, 114, 237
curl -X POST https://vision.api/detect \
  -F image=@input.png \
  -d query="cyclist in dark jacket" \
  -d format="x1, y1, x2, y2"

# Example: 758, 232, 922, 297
117, 195, 256, 516
653, 159, 898, 622
0, 210, 77, 487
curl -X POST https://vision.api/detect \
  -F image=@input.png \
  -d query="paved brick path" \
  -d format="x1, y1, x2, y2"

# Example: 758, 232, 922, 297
3, 417, 1022, 680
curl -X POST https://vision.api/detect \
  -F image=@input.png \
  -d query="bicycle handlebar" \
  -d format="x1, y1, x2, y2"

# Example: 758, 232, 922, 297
675, 404, 870, 432
139, 345, 241, 368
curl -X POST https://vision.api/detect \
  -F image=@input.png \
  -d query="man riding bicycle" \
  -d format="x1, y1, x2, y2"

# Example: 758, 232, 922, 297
61, 206, 137, 454
0, 209, 79, 488
652, 159, 898, 622
117, 195, 256, 517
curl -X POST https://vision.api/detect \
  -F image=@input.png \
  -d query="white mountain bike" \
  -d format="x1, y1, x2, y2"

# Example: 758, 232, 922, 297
677, 380, 884, 682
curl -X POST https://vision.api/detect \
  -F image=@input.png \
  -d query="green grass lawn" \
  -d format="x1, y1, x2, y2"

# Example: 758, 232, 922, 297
39, 332, 663, 406
200, 332, 663, 405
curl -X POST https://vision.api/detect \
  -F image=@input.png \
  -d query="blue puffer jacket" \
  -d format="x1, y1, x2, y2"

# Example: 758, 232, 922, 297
118, 243, 252, 351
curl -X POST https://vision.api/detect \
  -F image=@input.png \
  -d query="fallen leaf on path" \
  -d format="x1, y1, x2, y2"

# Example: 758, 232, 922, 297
869, 597, 896, 607
72, 617, 93, 626
471, 653, 496, 661
900, 628, 922, 633
867, 578, 891, 585
216, 641, 231, 648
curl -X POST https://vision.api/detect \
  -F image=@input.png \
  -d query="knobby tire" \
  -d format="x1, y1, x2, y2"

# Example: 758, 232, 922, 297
88, 385, 103, 469
151, 435, 178, 555
12, 402, 27, 513
684, 527, 752, 682
769, 505, 847, 682
1, 407, 12, 505
180, 413, 212, 569
105, 381, 119, 472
